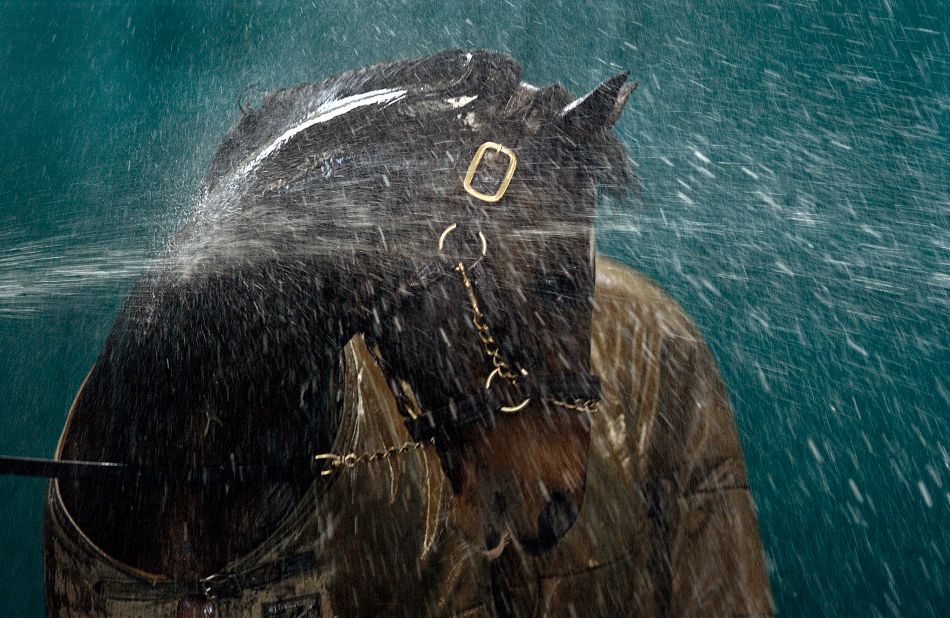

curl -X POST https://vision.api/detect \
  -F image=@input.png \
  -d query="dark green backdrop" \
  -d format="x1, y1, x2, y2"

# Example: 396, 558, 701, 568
1, 1, 946, 615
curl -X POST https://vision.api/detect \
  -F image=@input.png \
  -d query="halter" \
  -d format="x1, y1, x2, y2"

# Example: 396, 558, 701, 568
382, 141, 601, 448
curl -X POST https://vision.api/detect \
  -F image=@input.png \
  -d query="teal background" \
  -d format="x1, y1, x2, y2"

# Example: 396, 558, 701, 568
1, 1, 946, 615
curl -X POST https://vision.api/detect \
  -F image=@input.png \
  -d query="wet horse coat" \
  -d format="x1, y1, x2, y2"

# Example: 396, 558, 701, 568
44, 50, 771, 615
49, 48, 622, 581
45, 257, 773, 616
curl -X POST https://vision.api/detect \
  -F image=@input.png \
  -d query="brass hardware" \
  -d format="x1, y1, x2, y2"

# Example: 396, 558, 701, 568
463, 142, 517, 203
438, 223, 458, 252
500, 398, 531, 413
455, 261, 523, 384
424, 218, 597, 429
550, 399, 599, 414
313, 439, 433, 477
313, 453, 343, 477
437, 225, 488, 257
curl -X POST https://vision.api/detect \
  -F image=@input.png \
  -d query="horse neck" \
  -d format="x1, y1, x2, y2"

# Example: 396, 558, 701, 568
150, 255, 391, 461
69, 252, 402, 468
57, 253, 404, 576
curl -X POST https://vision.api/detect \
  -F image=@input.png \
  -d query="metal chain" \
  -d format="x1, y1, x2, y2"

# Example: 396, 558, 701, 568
311, 401, 594, 479
455, 261, 522, 384
549, 398, 599, 414
455, 261, 597, 416
311, 256, 596, 479
314, 438, 434, 477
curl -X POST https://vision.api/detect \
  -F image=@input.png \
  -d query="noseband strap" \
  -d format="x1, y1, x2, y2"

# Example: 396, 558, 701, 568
403, 372, 601, 444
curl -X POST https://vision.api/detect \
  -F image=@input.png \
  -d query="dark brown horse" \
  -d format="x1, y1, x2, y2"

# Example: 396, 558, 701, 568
46, 49, 634, 608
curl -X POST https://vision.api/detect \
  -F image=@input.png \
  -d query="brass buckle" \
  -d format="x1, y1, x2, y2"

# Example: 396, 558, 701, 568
463, 142, 517, 203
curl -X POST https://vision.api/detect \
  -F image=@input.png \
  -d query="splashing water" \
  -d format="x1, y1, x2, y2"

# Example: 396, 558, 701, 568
1, 1, 947, 616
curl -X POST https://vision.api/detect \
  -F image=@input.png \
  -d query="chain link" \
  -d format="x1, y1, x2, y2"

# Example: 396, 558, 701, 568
313, 439, 434, 477
313, 400, 593, 479
456, 261, 597, 417
455, 262, 522, 384
549, 399, 599, 414
313, 260, 598, 478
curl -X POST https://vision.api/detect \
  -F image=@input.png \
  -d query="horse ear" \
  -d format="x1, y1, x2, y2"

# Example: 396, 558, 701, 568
560, 72, 636, 136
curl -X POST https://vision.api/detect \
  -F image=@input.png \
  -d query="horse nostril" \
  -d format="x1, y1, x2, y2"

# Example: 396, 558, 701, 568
537, 491, 579, 548
485, 524, 501, 551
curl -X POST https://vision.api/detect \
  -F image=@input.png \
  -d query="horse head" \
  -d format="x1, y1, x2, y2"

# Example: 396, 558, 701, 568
311, 51, 634, 554
185, 49, 633, 557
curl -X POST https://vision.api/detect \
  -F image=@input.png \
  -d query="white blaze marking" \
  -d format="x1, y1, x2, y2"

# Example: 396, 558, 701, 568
561, 91, 590, 116
445, 95, 477, 108
238, 87, 407, 179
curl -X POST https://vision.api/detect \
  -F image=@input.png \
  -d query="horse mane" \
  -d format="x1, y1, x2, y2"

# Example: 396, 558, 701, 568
205, 49, 631, 205
57, 51, 637, 578
204, 50, 521, 192
164, 50, 632, 278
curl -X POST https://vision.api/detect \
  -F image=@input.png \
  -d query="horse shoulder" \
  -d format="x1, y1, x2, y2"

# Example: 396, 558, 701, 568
591, 255, 773, 616
593, 255, 741, 483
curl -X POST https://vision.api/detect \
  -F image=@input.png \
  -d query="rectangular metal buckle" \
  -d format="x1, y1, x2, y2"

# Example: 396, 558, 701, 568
463, 142, 518, 203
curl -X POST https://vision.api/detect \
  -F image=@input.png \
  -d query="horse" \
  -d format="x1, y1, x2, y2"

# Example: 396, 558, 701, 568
309, 256, 775, 617
44, 50, 636, 615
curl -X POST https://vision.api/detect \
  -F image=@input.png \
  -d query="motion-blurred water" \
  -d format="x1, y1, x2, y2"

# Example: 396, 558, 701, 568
1, 2, 946, 615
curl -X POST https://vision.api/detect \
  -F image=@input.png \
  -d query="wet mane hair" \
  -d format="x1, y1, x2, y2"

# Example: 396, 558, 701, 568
202, 50, 631, 226
205, 51, 522, 191
157, 48, 636, 292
